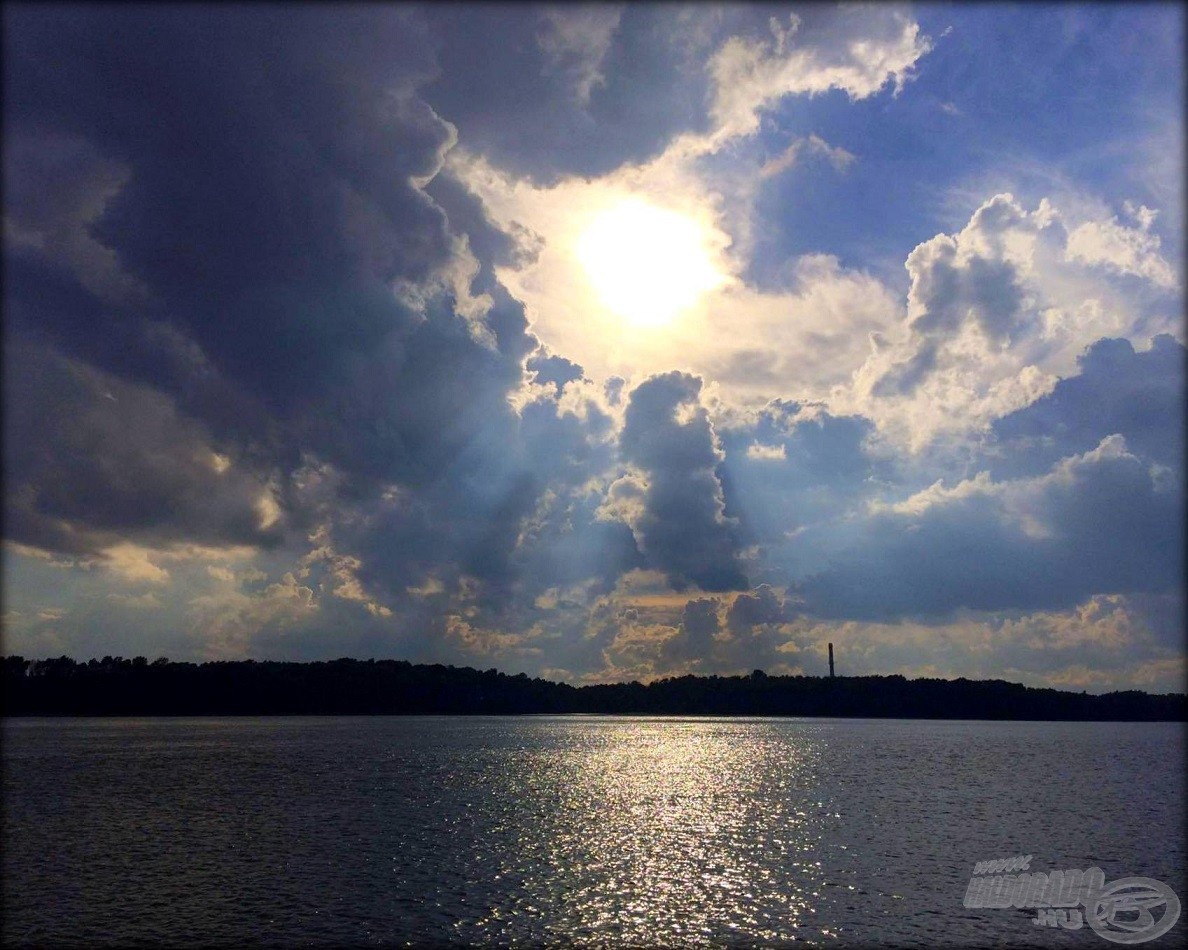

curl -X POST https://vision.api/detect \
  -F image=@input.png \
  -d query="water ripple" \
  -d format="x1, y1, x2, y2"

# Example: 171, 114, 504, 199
2, 717, 1183, 947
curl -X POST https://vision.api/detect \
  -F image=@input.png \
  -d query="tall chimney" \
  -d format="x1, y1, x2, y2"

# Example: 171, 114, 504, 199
828, 642, 835, 678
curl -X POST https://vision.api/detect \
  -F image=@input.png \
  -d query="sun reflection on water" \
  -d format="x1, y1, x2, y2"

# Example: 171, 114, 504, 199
467, 718, 835, 946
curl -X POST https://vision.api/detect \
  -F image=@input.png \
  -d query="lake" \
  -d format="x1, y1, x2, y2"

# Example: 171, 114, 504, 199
2, 717, 1184, 947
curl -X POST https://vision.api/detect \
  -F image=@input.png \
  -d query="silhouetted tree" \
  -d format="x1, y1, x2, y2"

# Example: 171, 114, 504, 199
1, 656, 1183, 720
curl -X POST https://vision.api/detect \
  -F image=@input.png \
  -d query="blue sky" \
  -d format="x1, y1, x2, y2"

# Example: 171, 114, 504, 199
748, 4, 1184, 284
3, 3, 1183, 692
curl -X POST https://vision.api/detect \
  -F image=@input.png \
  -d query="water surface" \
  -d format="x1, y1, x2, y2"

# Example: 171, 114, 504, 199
3, 717, 1183, 946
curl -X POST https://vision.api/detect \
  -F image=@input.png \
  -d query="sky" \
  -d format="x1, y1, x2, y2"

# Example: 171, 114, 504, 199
2, 3, 1184, 693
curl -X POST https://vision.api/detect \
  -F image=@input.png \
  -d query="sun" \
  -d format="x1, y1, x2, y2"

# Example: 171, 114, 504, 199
574, 198, 727, 329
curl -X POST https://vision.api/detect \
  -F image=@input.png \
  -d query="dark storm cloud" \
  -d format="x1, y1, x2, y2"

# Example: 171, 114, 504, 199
616, 372, 747, 592
418, 4, 907, 184
3, 3, 549, 579
422, 170, 521, 273
4, 2, 677, 671
4, 4, 455, 402
716, 584, 796, 672
726, 584, 792, 634
418, 4, 741, 183
509, 388, 641, 595
526, 352, 586, 390
3, 338, 279, 555
745, 335, 1183, 629
718, 401, 879, 547
661, 597, 720, 667
647, 586, 796, 675
288, 297, 528, 491
342, 366, 629, 616
798, 432, 1182, 622
988, 334, 1185, 477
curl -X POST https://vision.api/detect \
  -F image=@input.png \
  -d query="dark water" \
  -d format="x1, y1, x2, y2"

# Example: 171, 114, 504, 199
2, 717, 1184, 947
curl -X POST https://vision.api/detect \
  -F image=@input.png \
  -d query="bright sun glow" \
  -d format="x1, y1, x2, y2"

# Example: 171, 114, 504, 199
575, 198, 726, 329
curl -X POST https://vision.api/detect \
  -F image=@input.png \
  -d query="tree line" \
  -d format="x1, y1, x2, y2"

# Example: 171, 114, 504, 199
2, 655, 1184, 720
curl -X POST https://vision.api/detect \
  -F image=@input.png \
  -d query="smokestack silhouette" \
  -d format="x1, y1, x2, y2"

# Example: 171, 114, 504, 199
828, 642, 835, 678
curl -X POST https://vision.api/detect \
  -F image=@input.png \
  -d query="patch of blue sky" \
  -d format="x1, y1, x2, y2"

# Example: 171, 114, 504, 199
741, 3, 1183, 293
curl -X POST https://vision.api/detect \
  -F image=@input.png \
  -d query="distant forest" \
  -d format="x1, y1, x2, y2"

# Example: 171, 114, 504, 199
3, 656, 1184, 720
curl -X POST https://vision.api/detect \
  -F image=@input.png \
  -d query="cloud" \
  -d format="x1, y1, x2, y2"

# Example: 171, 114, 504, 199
3, 4, 555, 550
100, 545, 173, 586
759, 134, 856, 179
299, 526, 392, 617
2, 5, 1180, 694
850, 193, 1181, 448
4, 4, 474, 407
453, 146, 903, 393
2, 4, 573, 661
800, 434, 1182, 621
2, 128, 149, 305
865, 194, 1053, 401
444, 10, 926, 397
418, 5, 713, 182
707, 10, 932, 143
3, 339, 282, 557
659, 597, 720, 669
989, 334, 1185, 477
588, 581, 801, 680
716, 400, 880, 573
775, 591, 1185, 694
608, 373, 747, 592
535, 6, 624, 105
418, 6, 925, 181
188, 571, 317, 659
1064, 203, 1176, 288
746, 442, 787, 461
